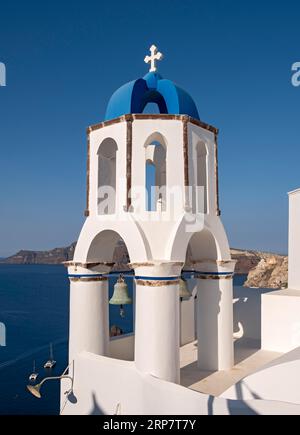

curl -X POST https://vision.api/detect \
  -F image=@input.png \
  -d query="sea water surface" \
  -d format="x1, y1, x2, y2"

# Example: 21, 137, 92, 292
0, 264, 246, 415
0, 264, 133, 415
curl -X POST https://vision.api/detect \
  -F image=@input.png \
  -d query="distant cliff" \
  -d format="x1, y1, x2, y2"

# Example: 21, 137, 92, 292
231, 248, 288, 288
0, 243, 77, 264
244, 254, 288, 289
230, 248, 262, 274
0, 243, 288, 289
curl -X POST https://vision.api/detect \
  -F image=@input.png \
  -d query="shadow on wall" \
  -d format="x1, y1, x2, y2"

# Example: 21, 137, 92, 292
226, 399, 258, 415
233, 286, 275, 343
234, 381, 262, 401
208, 395, 258, 415
89, 392, 105, 415
89, 388, 260, 416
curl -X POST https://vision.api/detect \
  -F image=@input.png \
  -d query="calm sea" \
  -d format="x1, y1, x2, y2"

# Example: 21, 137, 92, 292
0, 264, 245, 415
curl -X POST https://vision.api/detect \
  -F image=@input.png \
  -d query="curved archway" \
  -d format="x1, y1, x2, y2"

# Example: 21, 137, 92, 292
87, 230, 135, 361
87, 229, 130, 264
97, 138, 118, 215
167, 215, 231, 263
185, 229, 218, 265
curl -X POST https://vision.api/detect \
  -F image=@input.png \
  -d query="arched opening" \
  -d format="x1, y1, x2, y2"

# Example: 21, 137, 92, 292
185, 229, 218, 264
97, 138, 118, 215
195, 141, 208, 214
145, 133, 167, 211
180, 229, 219, 349
180, 229, 223, 373
87, 230, 134, 361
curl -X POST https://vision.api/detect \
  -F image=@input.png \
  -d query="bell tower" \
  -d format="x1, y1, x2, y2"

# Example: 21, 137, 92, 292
66, 46, 235, 385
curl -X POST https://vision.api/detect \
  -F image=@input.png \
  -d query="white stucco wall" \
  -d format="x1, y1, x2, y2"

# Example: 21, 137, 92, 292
188, 124, 216, 215
262, 289, 300, 352
288, 189, 300, 290
60, 352, 300, 415
89, 122, 128, 216
222, 346, 300, 405
109, 333, 134, 361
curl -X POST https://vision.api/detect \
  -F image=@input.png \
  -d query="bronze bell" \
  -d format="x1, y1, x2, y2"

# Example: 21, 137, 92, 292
179, 277, 191, 300
109, 275, 132, 317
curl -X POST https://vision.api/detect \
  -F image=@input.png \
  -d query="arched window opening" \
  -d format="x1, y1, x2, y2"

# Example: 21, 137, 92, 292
195, 141, 208, 214
145, 135, 167, 211
146, 160, 156, 211
97, 138, 118, 215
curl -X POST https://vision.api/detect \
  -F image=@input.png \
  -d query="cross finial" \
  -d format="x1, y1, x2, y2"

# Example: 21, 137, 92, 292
144, 45, 163, 73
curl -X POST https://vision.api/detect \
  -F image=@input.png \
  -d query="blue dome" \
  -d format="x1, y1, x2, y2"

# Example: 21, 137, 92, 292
105, 72, 200, 121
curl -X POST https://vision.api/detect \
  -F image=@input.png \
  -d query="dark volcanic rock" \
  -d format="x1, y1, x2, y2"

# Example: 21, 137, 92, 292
0, 243, 77, 264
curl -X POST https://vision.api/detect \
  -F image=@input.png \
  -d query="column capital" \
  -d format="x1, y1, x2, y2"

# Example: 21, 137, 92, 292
65, 261, 114, 282
129, 260, 183, 279
190, 259, 236, 280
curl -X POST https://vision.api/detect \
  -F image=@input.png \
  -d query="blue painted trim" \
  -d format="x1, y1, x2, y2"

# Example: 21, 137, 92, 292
69, 271, 233, 280
135, 276, 180, 281
68, 273, 105, 278
195, 271, 234, 276
182, 270, 234, 276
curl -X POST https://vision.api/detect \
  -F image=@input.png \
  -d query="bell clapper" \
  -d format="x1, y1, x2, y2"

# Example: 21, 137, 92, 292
119, 304, 125, 318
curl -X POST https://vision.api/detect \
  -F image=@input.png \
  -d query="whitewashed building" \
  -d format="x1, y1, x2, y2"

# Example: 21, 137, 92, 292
59, 48, 300, 415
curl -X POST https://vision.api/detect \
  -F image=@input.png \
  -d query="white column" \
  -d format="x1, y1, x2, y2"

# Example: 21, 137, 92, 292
195, 260, 235, 371
67, 263, 112, 364
132, 261, 183, 384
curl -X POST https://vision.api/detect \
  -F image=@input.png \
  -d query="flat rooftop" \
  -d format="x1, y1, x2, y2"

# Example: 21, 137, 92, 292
180, 338, 282, 396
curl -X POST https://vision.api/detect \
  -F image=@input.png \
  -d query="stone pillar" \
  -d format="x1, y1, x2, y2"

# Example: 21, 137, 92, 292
131, 261, 183, 384
195, 260, 235, 371
67, 262, 113, 364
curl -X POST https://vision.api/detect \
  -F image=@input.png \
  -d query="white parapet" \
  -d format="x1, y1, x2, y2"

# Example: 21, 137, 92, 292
261, 189, 300, 353
60, 351, 300, 415
262, 289, 300, 352
288, 188, 300, 290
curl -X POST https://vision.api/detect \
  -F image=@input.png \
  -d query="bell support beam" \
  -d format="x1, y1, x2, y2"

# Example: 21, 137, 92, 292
130, 261, 183, 384
66, 262, 113, 364
194, 260, 236, 371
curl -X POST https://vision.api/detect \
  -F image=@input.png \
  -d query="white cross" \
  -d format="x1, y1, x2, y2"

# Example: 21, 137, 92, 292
144, 45, 163, 73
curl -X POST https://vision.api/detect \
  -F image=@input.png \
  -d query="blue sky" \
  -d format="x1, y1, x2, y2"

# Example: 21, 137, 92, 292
0, 0, 299, 257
